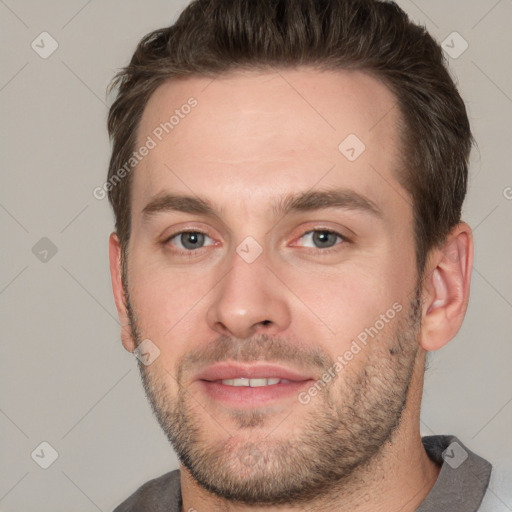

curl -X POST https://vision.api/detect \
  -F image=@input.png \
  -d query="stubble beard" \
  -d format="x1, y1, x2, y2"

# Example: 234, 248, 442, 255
125, 279, 422, 505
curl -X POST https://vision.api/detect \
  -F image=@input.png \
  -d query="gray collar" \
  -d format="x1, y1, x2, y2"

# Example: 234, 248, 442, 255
416, 435, 492, 512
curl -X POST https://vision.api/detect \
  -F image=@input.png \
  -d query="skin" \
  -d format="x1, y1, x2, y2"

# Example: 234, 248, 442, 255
109, 68, 473, 511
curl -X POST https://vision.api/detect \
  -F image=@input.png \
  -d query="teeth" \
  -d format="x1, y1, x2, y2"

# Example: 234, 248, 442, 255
220, 378, 291, 387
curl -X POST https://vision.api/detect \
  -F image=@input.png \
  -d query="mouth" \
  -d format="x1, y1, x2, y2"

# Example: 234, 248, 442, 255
194, 363, 315, 408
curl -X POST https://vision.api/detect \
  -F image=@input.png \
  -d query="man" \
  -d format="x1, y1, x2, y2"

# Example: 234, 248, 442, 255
106, 0, 493, 510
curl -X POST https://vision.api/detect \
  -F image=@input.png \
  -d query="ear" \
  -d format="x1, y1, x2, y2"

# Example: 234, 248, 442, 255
109, 232, 136, 353
419, 222, 474, 351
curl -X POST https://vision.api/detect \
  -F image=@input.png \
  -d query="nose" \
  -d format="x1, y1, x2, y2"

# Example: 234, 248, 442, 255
206, 246, 292, 339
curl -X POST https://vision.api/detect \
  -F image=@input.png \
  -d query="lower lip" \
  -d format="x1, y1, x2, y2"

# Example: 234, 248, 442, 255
198, 380, 313, 408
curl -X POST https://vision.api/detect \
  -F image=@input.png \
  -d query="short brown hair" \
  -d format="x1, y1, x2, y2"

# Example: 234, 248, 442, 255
107, 0, 472, 275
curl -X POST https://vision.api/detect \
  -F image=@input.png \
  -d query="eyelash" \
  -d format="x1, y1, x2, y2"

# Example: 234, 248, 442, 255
162, 228, 349, 257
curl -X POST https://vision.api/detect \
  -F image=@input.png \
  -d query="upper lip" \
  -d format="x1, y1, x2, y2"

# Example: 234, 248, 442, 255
195, 363, 314, 382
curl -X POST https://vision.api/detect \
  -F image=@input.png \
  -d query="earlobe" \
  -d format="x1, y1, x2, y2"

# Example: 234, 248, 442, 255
108, 232, 136, 352
420, 223, 473, 351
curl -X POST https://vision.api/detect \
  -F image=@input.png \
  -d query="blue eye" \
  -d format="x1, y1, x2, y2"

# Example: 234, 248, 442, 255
167, 231, 214, 251
299, 230, 345, 249
163, 228, 347, 256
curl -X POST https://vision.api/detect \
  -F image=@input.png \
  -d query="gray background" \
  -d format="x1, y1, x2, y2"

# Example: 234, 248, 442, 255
1, 0, 511, 510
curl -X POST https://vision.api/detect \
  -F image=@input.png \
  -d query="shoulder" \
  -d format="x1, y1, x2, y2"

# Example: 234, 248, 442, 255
476, 462, 512, 512
113, 469, 181, 512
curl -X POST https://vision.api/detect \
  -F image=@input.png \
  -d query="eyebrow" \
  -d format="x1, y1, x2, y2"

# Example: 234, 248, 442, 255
141, 188, 383, 222
272, 188, 382, 219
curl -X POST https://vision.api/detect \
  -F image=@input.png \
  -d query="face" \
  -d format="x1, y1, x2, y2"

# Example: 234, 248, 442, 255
120, 68, 423, 504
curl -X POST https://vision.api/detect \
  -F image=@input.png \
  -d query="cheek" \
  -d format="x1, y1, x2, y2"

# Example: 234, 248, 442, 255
280, 261, 399, 345
127, 273, 206, 376
127, 254, 210, 340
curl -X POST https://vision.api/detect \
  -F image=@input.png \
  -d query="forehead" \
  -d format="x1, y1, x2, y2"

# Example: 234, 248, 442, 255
132, 68, 406, 222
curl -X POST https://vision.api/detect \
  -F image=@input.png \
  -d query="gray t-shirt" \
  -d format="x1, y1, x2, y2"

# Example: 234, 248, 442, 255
113, 435, 492, 512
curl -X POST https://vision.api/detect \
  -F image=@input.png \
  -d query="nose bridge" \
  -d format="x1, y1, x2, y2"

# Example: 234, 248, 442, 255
206, 239, 291, 338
